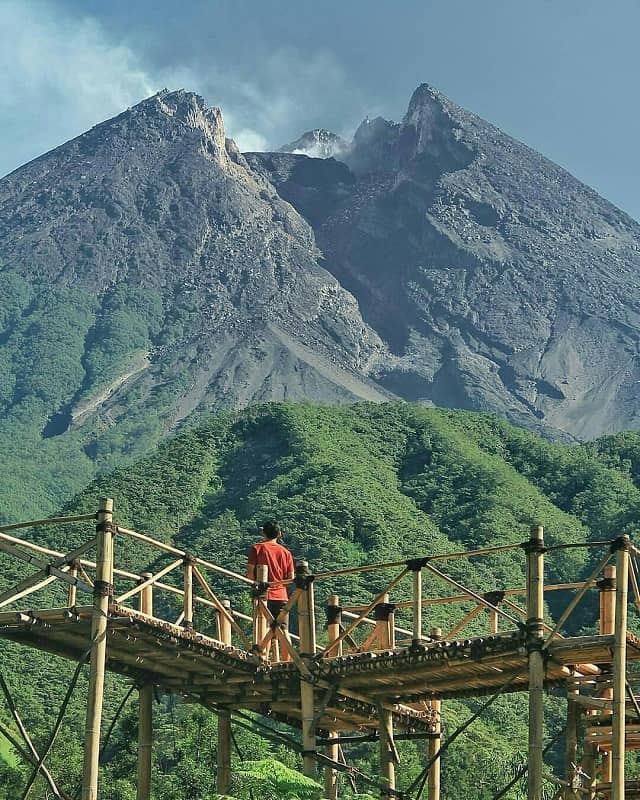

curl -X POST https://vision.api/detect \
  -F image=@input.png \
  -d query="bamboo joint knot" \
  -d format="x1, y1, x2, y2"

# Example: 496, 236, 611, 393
406, 557, 429, 571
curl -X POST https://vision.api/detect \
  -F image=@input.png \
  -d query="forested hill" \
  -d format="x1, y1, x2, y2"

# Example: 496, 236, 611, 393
4, 402, 640, 799
70, 401, 640, 577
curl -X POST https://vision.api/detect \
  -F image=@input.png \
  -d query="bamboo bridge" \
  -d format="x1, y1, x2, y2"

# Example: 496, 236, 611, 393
0, 498, 640, 799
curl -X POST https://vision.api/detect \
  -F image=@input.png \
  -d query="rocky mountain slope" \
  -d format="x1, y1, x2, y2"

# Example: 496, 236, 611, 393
249, 84, 640, 441
0, 90, 389, 519
2, 84, 640, 518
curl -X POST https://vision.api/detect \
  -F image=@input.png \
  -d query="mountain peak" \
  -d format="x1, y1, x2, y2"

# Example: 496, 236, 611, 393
279, 128, 347, 159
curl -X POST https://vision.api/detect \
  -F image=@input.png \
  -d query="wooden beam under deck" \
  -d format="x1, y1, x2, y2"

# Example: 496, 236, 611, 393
3, 601, 640, 743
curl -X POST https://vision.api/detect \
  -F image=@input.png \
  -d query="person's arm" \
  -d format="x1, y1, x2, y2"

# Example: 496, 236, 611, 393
247, 546, 257, 581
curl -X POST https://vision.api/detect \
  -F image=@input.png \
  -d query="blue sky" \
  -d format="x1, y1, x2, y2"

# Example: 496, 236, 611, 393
2, 0, 639, 220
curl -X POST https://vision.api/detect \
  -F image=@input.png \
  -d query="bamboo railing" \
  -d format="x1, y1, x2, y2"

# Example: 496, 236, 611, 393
1, 502, 640, 800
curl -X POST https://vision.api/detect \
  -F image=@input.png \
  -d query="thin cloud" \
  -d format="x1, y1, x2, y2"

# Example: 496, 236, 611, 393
0, 1, 367, 176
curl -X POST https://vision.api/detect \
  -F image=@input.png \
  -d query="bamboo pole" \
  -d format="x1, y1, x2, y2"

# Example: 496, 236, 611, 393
611, 538, 630, 800
325, 594, 341, 800
297, 561, 317, 778
598, 565, 616, 788
0, 513, 97, 533
374, 594, 395, 650
253, 564, 269, 656
192, 566, 253, 649
428, 627, 442, 800
216, 710, 232, 795
542, 552, 612, 647
183, 556, 195, 630
67, 559, 79, 607
424, 563, 521, 627
115, 525, 254, 584
137, 573, 153, 800
489, 608, 499, 635
82, 497, 114, 800
377, 703, 396, 797
322, 570, 408, 657
327, 594, 342, 657
527, 526, 545, 800
115, 559, 182, 605
445, 604, 484, 639
564, 678, 579, 800
324, 732, 339, 800
313, 542, 522, 580
412, 565, 423, 643
220, 599, 232, 645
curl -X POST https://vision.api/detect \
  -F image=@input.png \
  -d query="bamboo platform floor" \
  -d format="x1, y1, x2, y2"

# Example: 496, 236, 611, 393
2, 605, 639, 735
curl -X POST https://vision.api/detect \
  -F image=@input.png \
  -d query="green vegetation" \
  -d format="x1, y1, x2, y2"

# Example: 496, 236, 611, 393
2, 401, 640, 798
0, 269, 172, 522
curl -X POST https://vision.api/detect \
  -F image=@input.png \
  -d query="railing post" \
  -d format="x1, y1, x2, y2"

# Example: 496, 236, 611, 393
326, 594, 342, 656
611, 537, 629, 800
183, 555, 195, 630
137, 572, 153, 800
428, 626, 442, 800
67, 558, 80, 607
408, 559, 424, 644
253, 564, 269, 657
325, 594, 341, 800
374, 594, 395, 650
82, 497, 114, 800
297, 560, 317, 778
526, 525, 545, 800
220, 599, 232, 645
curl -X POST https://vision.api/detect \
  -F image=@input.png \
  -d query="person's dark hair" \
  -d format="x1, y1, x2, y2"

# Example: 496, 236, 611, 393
262, 520, 281, 540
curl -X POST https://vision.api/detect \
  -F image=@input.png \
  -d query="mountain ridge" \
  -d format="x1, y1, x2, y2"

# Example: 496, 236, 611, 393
2, 83, 640, 519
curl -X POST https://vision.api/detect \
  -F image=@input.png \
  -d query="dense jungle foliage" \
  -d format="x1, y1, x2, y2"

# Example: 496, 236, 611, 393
2, 401, 640, 798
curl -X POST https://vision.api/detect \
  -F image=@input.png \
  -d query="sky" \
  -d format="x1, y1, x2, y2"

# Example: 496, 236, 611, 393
1, 0, 639, 220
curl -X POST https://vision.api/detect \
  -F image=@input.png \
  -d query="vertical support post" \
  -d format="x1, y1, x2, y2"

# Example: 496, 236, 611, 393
82, 497, 114, 800
428, 627, 442, 800
564, 678, 579, 799
297, 560, 317, 778
325, 594, 341, 799
216, 709, 232, 795
489, 609, 499, 635
324, 732, 339, 800
377, 704, 396, 797
375, 594, 395, 649
67, 558, 79, 607
598, 565, 617, 787
526, 525, 545, 800
220, 599, 232, 645
253, 564, 269, 656
326, 594, 342, 657
183, 555, 194, 630
411, 563, 423, 643
137, 573, 153, 800
611, 538, 629, 800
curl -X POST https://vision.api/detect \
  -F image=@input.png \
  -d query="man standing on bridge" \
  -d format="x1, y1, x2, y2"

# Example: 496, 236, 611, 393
247, 520, 295, 660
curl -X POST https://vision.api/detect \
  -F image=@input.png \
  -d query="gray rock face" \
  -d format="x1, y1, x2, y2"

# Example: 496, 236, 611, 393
2, 83, 640, 447
251, 84, 640, 440
0, 90, 389, 424
279, 129, 348, 159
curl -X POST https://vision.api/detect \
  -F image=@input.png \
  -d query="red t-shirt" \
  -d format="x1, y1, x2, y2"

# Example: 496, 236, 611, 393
247, 540, 295, 600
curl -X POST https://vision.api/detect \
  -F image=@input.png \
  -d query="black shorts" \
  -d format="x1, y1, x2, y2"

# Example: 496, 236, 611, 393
267, 599, 288, 626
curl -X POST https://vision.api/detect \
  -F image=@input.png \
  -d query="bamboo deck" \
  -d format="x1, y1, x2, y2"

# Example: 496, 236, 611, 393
2, 502, 640, 799
1, 604, 639, 733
